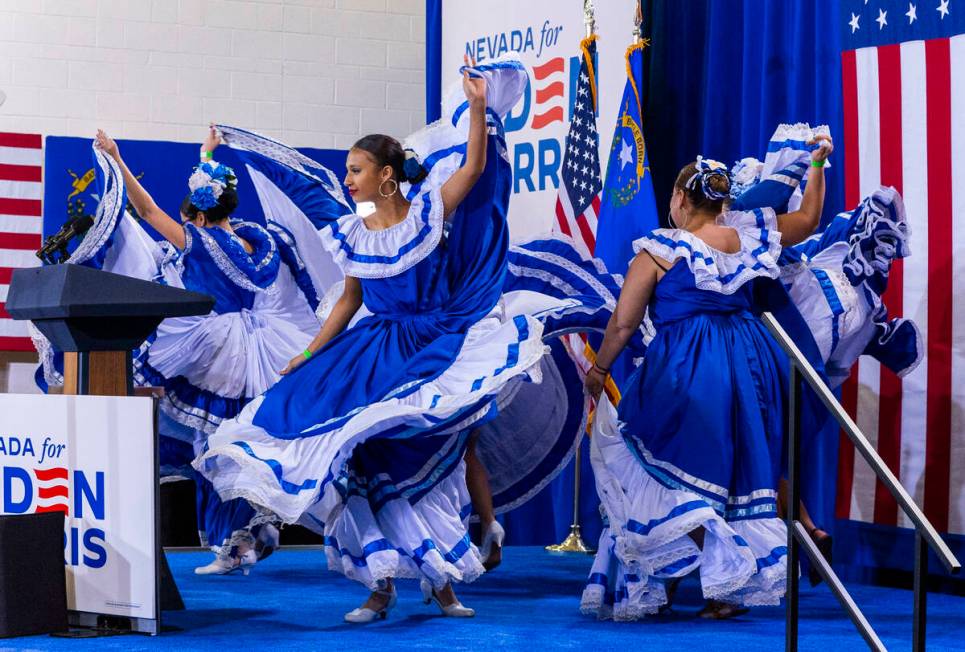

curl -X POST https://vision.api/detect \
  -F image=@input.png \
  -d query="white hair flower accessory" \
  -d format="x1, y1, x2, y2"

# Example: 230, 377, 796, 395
188, 161, 237, 210
729, 157, 764, 197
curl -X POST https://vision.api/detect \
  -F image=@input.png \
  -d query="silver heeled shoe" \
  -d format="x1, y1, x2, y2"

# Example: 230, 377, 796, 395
194, 549, 257, 576
420, 579, 475, 618
479, 520, 505, 571
344, 587, 398, 623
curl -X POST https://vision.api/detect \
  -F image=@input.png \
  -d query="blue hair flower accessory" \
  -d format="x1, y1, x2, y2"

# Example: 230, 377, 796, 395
188, 160, 237, 211
402, 148, 427, 183
686, 155, 730, 201
190, 186, 218, 210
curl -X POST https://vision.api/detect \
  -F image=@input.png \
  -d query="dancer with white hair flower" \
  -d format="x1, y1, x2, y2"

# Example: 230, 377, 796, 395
91, 127, 330, 575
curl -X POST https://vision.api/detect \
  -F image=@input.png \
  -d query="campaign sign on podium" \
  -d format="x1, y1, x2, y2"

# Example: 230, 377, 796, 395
0, 393, 159, 632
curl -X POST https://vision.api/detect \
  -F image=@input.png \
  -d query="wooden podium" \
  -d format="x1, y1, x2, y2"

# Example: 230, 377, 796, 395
6, 265, 213, 396
5, 264, 215, 626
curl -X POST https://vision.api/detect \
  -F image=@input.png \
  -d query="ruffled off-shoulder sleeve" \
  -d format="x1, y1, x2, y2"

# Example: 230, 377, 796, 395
319, 186, 444, 279
631, 207, 783, 295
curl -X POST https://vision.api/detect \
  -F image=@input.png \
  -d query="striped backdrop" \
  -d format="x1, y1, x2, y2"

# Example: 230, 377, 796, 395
0, 133, 42, 352
836, 33, 965, 535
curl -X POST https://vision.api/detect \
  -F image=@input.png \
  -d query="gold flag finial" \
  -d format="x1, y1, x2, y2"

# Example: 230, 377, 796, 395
583, 0, 596, 38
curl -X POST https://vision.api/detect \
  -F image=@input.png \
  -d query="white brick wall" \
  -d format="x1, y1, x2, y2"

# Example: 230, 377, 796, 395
0, 0, 427, 148
0, 0, 427, 387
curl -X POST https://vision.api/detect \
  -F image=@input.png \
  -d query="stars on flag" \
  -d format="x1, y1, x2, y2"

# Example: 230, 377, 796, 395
848, 0, 952, 32
877, 7, 888, 28
619, 140, 634, 171
555, 41, 602, 244
906, 2, 918, 22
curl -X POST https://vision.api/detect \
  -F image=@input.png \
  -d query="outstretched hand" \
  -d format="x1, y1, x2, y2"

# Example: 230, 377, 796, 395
94, 129, 119, 160
202, 124, 222, 154
462, 54, 487, 108
808, 134, 833, 164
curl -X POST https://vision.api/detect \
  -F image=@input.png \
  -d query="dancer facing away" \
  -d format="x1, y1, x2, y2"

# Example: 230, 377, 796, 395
196, 56, 546, 623
94, 127, 321, 575
582, 137, 832, 620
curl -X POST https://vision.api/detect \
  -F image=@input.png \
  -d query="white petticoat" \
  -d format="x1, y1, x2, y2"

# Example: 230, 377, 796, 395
581, 398, 789, 620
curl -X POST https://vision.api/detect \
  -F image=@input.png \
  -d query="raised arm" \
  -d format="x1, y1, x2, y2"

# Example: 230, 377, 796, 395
95, 129, 187, 249
776, 135, 833, 247
439, 55, 488, 220
280, 276, 363, 375
585, 251, 661, 399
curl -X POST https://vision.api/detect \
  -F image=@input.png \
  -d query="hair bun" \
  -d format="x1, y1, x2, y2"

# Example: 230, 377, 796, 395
686, 156, 730, 201
402, 149, 428, 184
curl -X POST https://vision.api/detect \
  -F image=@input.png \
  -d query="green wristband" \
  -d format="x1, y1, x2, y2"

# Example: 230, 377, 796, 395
810, 159, 826, 168
302, 349, 312, 360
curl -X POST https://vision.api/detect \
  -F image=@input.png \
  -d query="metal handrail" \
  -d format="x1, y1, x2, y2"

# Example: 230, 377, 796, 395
760, 312, 961, 652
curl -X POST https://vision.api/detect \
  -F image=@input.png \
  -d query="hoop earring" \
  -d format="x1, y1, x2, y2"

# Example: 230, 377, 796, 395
378, 178, 398, 198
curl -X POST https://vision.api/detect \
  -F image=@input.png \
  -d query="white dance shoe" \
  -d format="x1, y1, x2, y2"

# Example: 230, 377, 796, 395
420, 579, 475, 618
480, 520, 505, 571
194, 549, 257, 576
344, 587, 397, 623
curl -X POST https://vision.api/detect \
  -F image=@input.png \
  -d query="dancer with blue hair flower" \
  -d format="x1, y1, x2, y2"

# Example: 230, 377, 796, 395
92, 127, 325, 576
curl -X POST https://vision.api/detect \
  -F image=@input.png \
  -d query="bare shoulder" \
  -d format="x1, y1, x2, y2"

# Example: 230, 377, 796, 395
698, 224, 741, 255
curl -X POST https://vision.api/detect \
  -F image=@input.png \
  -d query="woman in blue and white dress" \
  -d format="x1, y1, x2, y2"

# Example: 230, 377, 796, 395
731, 123, 921, 389
93, 128, 323, 575
730, 124, 921, 583
580, 137, 833, 621
196, 57, 547, 622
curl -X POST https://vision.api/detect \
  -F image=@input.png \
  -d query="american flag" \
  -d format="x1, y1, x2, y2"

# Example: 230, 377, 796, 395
551, 36, 621, 403
836, 1, 965, 535
553, 36, 601, 259
0, 133, 42, 352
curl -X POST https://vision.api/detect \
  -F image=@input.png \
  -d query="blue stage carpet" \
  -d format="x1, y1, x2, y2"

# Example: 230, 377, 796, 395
11, 547, 965, 651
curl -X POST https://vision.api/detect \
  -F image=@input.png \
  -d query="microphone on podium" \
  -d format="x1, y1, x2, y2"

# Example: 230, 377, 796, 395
35, 214, 95, 264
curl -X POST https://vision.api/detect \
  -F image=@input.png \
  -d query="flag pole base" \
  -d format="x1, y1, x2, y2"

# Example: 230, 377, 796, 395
545, 525, 594, 554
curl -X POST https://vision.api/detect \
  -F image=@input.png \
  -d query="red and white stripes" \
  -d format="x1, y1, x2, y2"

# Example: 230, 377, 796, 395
837, 34, 965, 535
0, 132, 42, 352
34, 466, 69, 515
555, 190, 599, 258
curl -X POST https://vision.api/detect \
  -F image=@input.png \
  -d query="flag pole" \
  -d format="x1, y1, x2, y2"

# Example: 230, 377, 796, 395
546, 0, 598, 557
632, 0, 643, 44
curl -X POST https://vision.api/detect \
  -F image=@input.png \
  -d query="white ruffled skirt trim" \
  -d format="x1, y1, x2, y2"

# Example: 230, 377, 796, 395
194, 312, 546, 587
582, 398, 789, 620
318, 461, 484, 591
